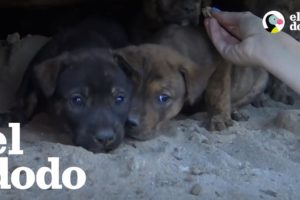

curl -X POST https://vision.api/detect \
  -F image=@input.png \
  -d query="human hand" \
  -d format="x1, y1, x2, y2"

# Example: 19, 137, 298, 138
204, 10, 269, 67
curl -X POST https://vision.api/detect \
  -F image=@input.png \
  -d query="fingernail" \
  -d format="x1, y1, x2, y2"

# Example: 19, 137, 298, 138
211, 7, 221, 13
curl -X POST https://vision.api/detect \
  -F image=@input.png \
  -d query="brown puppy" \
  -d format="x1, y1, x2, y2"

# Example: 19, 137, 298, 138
149, 25, 235, 131
138, 0, 273, 132
136, 0, 296, 133
114, 44, 208, 140
129, 0, 271, 133
198, 58, 269, 131
136, 0, 235, 131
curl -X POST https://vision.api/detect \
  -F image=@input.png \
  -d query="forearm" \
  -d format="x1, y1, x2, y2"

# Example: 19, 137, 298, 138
257, 33, 300, 94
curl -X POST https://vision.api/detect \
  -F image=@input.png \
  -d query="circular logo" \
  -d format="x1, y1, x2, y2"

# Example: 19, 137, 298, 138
262, 11, 285, 34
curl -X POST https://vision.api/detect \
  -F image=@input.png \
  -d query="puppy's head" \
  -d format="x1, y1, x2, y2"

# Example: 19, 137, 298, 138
144, 0, 201, 26
114, 44, 207, 140
34, 48, 132, 153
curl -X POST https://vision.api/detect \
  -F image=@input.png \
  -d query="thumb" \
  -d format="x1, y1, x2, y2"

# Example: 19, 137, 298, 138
205, 17, 239, 56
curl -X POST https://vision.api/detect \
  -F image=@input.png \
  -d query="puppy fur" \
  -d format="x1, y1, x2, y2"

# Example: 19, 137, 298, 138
114, 44, 208, 140
137, 0, 271, 131
0, 19, 132, 153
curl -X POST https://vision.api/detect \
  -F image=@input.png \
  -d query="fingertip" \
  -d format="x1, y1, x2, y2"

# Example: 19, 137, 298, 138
208, 18, 219, 33
211, 7, 221, 13
204, 18, 214, 39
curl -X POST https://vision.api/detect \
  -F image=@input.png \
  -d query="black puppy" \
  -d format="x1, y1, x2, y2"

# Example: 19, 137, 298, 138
0, 19, 132, 153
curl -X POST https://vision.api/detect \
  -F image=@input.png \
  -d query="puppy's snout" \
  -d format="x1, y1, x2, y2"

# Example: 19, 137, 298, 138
126, 115, 140, 128
95, 129, 116, 146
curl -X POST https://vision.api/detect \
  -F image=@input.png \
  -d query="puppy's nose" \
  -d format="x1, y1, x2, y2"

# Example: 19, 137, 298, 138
126, 116, 140, 128
95, 130, 115, 146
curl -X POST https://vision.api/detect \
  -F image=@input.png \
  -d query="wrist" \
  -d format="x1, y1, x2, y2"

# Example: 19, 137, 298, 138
255, 33, 288, 69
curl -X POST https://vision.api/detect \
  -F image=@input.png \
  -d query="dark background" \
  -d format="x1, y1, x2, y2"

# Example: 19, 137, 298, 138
0, 0, 141, 39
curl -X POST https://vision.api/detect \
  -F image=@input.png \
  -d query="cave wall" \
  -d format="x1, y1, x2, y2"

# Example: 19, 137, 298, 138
0, 0, 140, 39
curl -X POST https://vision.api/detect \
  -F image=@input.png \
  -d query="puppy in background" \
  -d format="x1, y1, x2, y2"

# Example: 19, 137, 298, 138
131, 0, 233, 131
130, 0, 213, 43
0, 19, 133, 153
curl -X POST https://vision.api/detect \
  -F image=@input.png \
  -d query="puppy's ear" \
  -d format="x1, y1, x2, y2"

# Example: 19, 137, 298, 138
33, 55, 67, 97
113, 46, 144, 76
113, 54, 136, 78
178, 58, 210, 105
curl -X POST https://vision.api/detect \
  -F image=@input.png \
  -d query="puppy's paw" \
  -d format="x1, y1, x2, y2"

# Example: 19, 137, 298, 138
267, 80, 294, 105
269, 90, 294, 105
231, 111, 249, 122
207, 114, 233, 131
251, 93, 270, 107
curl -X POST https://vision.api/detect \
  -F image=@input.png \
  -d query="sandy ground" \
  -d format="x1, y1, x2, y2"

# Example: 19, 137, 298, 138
0, 35, 300, 200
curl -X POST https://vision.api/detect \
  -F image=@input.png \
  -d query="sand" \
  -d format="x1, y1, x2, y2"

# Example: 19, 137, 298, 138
0, 34, 299, 200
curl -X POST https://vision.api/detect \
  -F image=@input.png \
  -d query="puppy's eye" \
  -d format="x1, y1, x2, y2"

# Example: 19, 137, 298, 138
158, 94, 171, 104
115, 95, 125, 105
70, 94, 86, 107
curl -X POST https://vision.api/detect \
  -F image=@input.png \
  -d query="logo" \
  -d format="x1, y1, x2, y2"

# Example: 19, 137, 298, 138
262, 11, 285, 34
290, 12, 300, 31
0, 123, 86, 190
